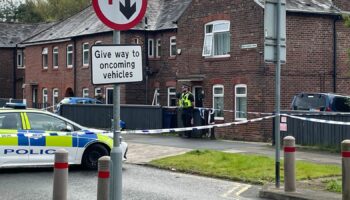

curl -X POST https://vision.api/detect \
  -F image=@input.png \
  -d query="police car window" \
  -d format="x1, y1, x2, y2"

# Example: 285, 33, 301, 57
26, 113, 73, 132
0, 113, 22, 130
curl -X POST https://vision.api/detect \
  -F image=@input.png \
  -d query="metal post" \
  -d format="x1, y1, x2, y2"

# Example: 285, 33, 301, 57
274, 0, 282, 189
109, 30, 123, 200
342, 140, 350, 200
284, 136, 296, 192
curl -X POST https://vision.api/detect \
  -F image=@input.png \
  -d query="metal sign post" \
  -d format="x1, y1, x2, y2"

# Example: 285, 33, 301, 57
264, 0, 286, 189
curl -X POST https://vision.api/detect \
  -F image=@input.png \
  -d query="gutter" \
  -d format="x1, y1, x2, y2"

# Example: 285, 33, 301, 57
13, 45, 17, 98
73, 37, 77, 96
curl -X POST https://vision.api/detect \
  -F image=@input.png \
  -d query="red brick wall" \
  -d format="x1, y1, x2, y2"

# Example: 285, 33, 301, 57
0, 48, 14, 98
333, 0, 350, 11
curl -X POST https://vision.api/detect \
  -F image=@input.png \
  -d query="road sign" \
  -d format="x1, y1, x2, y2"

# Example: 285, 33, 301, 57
92, 0, 147, 30
264, 0, 286, 63
91, 45, 143, 84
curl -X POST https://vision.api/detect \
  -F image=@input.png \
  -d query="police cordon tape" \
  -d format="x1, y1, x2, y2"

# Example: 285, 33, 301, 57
281, 113, 350, 125
163, 106, 274, 116
121, 115, 276, 134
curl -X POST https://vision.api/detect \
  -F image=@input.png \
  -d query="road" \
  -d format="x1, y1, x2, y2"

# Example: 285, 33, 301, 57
0, 164, 265, 200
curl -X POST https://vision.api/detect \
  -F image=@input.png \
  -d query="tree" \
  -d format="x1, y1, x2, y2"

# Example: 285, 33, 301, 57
16, 1, 43, 23
0, 0, 21, 22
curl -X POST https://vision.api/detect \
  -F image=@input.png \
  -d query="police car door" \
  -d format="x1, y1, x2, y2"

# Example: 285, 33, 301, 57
0, 112, 29, 167
25, 112, 77, 165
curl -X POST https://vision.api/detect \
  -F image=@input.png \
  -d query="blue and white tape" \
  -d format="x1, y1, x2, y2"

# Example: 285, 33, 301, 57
122, 115, 276, 134
281, 114, 350, 125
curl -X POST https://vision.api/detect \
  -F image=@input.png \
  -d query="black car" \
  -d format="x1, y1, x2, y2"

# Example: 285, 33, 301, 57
291, 93, 350, 112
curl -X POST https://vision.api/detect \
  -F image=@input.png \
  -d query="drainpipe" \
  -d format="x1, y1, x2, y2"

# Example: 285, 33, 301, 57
13, 45, 17, 98
333, 16, 339, 93
144, 17, 149, 104
73, 38, 77, 96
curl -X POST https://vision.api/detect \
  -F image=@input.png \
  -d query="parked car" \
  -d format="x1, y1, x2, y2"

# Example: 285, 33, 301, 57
0, 103, 127, 169
291, 93, 350, 112
55, 97, 102, 113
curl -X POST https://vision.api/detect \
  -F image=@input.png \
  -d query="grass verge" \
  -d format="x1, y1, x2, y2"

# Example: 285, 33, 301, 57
149, 150, 341, 185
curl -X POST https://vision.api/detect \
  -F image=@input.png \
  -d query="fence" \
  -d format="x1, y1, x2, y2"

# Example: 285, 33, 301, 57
59, 104, 163, 130
280, 111, 350, 149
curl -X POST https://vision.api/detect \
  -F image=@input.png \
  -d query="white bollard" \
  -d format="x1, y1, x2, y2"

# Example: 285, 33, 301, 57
284, 136, 296, 192
97, 156, 111, 200
53, 149, 69, 200
342, 140, 350, 200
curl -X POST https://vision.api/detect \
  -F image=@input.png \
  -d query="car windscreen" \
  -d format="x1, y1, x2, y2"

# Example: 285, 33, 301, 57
293, 94, 327, 111
332, 97, 350, 112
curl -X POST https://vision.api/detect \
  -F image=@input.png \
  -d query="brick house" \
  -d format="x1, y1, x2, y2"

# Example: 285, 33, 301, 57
0, 22, 53, 99
1, 0, 350, 141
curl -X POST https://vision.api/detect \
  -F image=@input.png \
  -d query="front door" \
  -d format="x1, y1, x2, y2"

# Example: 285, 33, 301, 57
106, 88, 113, 104
0, 112, 29, 167
193, 86, 203, 107
25, 112, 77, 164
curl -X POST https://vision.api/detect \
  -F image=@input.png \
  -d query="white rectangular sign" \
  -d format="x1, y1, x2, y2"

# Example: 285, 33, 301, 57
91, 45, 143, 84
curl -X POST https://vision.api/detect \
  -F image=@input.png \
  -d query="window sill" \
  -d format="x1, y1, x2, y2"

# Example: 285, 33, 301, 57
53, 67, 59, 71
42, 68, 48, 71
204, 55, 230, 62
168, 56, 176, 60
235, 118, 247, 121
17, 67, 25, 69
67, 66, 73, 69
214, 118, 225, 123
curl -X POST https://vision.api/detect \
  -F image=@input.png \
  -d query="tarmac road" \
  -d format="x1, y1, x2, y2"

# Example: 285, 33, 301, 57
0, 164, 265, 200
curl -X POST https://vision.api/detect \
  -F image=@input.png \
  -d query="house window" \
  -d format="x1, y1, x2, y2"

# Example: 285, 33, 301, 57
235, 84, 247, 120
17, 50, 23, 68
53, 47, 59, 68
67, 44, 73, 68
133, 38, 140, 44
95, 87, 102, 97
170, 36, 176, 57
167, 87, 177, 107
82, 88, 89, 98
42, 88, 48, 108
52, 88, 59, 111
42, 47, 48, 69
156, 39, 161, 58
148, 39, 154, 58
213, 85, 224, 119
202, 20, 230, 57
82, 43, 89, 66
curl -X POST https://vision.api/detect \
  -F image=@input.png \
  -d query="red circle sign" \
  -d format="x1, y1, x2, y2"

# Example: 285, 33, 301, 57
92, 0, 147, 31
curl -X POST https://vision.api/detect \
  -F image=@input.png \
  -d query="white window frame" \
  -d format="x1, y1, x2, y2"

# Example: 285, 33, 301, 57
42, 47, 48, 69
53, 47, 59, 68
148, 39, 154, 58
212, 84, 224, 120
202, 20, 230, 58
82, 88, 89, 98
170, 36, 176, 57
235, 84, 247, 121
52, 88, 59, 112
42, 88, 48, 108
95, 87, 102, 97
133, 38, 140, 44
82, 42, 89, 66
156, 39, 161, 58
66, 44, 73, 68
167, 87, 177, 107
152, 88, 160, 106
17, 50, 24, 68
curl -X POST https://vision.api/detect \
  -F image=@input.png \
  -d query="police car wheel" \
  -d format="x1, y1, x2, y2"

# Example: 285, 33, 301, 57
82, 144, 109, 170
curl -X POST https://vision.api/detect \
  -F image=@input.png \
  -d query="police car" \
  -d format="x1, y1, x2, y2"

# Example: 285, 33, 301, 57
0, 103, 128, 169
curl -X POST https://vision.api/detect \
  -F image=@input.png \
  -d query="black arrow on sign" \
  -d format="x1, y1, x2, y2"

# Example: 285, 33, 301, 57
120, 0, 136, 20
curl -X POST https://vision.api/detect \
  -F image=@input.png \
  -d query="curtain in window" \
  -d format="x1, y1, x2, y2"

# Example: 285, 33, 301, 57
214, 96, 224, 117
203, 34, 213, 56
214, 32, 230, 56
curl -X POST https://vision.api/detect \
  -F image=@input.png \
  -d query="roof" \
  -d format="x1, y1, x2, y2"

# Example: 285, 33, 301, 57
0, 22, 54, 48
22, 0, 192, 45
254, 0, 347, 14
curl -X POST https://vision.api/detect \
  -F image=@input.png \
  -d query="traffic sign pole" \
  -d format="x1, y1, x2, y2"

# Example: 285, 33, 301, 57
110, 30, 123, 200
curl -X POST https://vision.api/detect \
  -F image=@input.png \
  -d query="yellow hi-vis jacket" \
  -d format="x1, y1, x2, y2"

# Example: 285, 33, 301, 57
179, 93, 193, 108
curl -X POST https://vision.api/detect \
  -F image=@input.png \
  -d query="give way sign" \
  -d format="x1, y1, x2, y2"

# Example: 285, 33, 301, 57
92, 0, 147, 31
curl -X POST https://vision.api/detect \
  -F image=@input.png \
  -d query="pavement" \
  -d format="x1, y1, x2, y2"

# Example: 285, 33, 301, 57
123, 134, 343, 200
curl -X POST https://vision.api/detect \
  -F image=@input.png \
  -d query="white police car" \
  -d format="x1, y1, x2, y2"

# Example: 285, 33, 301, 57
0, 103, 127, 169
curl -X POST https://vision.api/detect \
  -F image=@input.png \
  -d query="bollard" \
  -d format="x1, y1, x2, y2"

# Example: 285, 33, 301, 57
342, 140, 350, 200
97, 156, 111, 200
283, 136, 296, 192
53, 149, 69, 200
